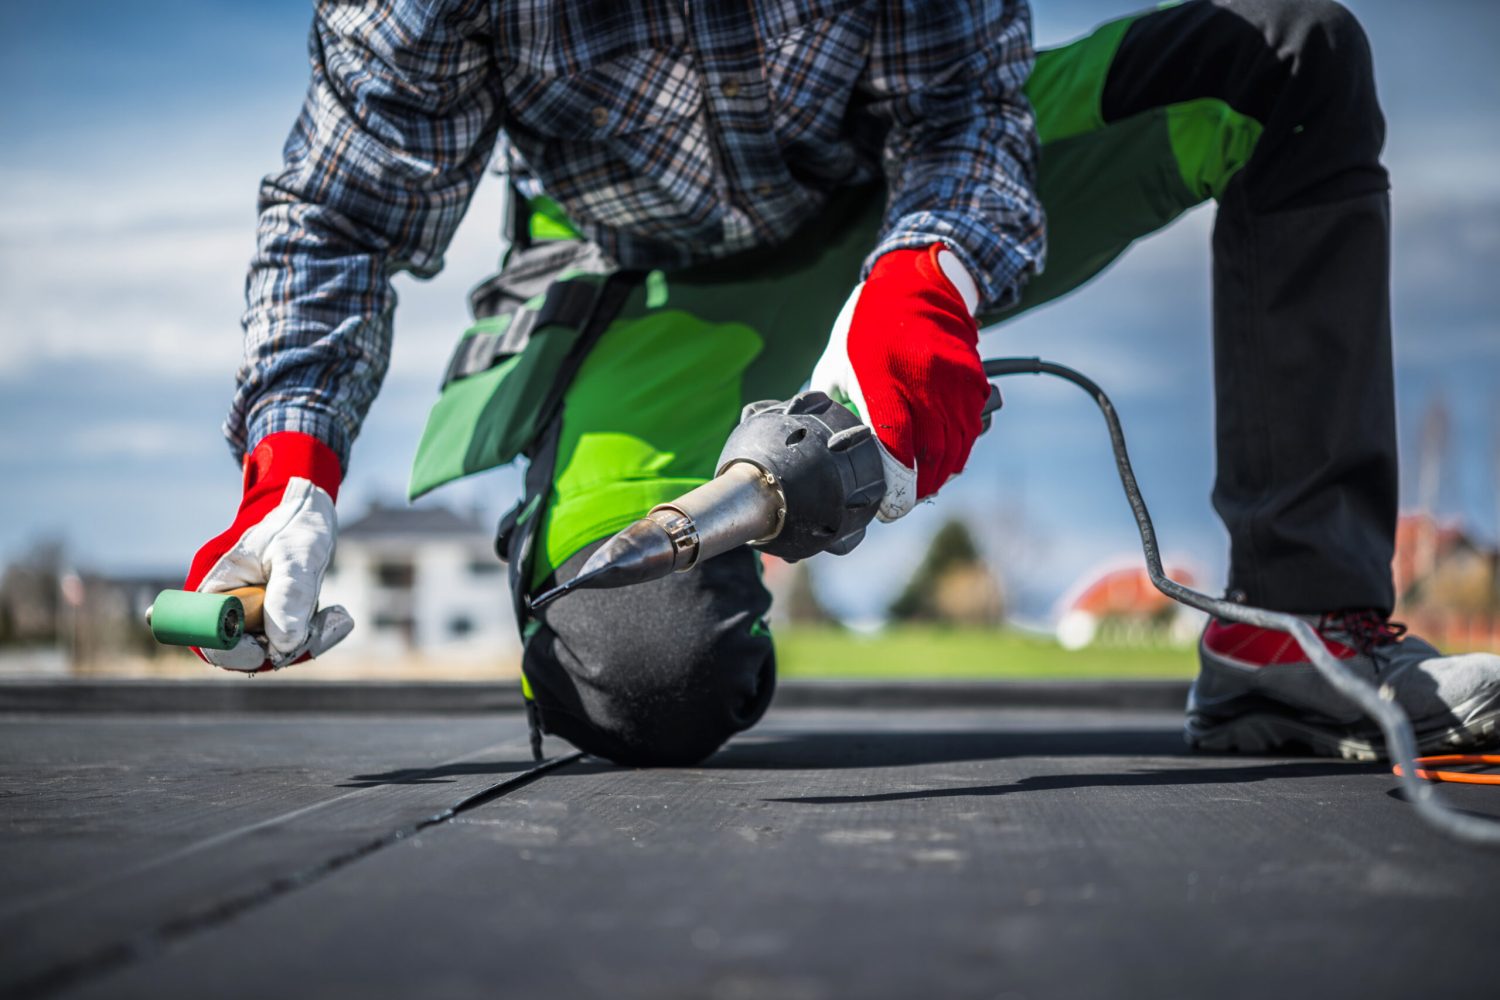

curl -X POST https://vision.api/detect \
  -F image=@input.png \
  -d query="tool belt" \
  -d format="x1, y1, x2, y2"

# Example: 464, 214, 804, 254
408, 239, 642, 499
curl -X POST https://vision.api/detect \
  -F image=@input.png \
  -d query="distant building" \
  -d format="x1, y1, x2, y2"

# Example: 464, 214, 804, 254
1393, 511, 1500, 652
321, 503, 518, 663
0, 556, 176, 672
1394, 512, 1482, 604
1054, 561, 1203, 650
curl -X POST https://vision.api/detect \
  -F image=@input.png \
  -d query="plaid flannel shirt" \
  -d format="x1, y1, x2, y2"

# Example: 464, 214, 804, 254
228, 0, 1044, 468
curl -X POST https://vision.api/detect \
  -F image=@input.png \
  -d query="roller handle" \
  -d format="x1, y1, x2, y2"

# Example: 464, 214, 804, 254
225, 586, 266, 633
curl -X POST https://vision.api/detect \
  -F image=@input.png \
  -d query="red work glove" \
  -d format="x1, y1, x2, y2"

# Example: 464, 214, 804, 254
810, 243, 990, 520
184, 432, 352, 671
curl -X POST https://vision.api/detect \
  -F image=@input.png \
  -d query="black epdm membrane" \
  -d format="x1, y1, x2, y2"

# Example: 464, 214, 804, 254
2, 684, 1498, 999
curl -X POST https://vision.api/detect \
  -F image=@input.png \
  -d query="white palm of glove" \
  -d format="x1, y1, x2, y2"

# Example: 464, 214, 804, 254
196, 479, 353, 671
809, 248, 981, 522
810, 287, 919, 523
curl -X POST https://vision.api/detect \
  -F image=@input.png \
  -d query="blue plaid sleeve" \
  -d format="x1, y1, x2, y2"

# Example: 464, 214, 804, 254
225, 0, 503, 470
862, 0, 1045, 311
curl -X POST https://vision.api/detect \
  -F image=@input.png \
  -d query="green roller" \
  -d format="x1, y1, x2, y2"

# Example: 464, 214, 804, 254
147, 590, 247, 650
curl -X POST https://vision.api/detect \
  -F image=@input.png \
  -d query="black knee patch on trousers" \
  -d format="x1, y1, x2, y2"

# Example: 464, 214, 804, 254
521, 543, 776, 767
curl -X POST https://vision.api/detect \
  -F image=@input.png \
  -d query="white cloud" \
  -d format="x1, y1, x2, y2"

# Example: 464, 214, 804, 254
0, 159, 508, 385
0, 167, 251, 375
0, 140, 515, 572
64, 419, 219, 459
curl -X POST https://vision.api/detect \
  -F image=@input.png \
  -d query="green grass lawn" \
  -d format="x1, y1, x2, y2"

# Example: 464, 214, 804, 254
775, 626, 1198, 679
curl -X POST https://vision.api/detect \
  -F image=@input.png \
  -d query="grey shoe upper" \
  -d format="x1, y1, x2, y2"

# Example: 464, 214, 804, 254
1191, 616, 1500, 743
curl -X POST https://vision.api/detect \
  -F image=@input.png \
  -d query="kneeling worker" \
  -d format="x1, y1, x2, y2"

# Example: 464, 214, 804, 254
183, 0, 1500, 765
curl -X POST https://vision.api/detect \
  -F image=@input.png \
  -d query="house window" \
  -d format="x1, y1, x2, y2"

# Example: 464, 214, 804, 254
373, 614, 417, 649
467, 558, 502, 576
448, 615, 475, 638
374, 561, 415, 589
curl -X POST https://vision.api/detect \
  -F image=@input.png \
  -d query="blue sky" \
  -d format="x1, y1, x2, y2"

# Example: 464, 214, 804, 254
1, 1, 1497, 623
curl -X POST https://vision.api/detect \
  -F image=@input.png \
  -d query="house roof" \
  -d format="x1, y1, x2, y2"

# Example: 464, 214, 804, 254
340, 503, 490, 540
1058, 562, 1197, 616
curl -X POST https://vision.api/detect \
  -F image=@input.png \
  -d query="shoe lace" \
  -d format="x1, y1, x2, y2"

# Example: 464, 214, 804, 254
1320, 609, 1408, 655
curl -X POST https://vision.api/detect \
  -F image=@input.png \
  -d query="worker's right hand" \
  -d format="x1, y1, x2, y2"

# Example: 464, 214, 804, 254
810, 243, 990, 521
184, 432, 353, 672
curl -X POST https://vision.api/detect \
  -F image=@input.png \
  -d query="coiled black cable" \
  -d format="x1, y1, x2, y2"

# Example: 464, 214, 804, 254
983, 356, 1500, 846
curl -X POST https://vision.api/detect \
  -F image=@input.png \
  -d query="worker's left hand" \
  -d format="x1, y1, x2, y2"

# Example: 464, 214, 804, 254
184, 432, 353, 672
810, 243, 990, 521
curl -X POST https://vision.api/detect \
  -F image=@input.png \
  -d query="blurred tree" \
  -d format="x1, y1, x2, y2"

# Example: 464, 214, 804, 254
889, 518, 1004, 625
783, 561, 835, 626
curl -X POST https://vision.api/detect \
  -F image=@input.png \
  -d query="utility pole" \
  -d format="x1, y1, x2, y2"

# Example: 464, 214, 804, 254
1414, 395, 1450, 582
1492, 401, 1500, 618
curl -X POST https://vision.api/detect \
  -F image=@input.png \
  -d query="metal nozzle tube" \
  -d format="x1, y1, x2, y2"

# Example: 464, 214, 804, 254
529, 462, 785, 609
650, 460, 784, 569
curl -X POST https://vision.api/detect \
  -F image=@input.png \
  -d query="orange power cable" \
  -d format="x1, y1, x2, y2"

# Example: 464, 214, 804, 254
1392, 755, 1500, 786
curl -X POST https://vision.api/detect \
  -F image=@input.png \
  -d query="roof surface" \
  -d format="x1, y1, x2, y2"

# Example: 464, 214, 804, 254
3, 685, 1498, 999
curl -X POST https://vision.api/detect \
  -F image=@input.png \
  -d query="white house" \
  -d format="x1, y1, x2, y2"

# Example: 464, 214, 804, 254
320, 503, 519, 664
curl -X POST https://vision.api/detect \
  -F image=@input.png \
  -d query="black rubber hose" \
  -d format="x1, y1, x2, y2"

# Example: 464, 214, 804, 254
983, 356, 1500, 846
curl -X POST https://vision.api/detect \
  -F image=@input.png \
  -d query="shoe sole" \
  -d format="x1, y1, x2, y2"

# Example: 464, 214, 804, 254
1185, 698, 1500, 762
